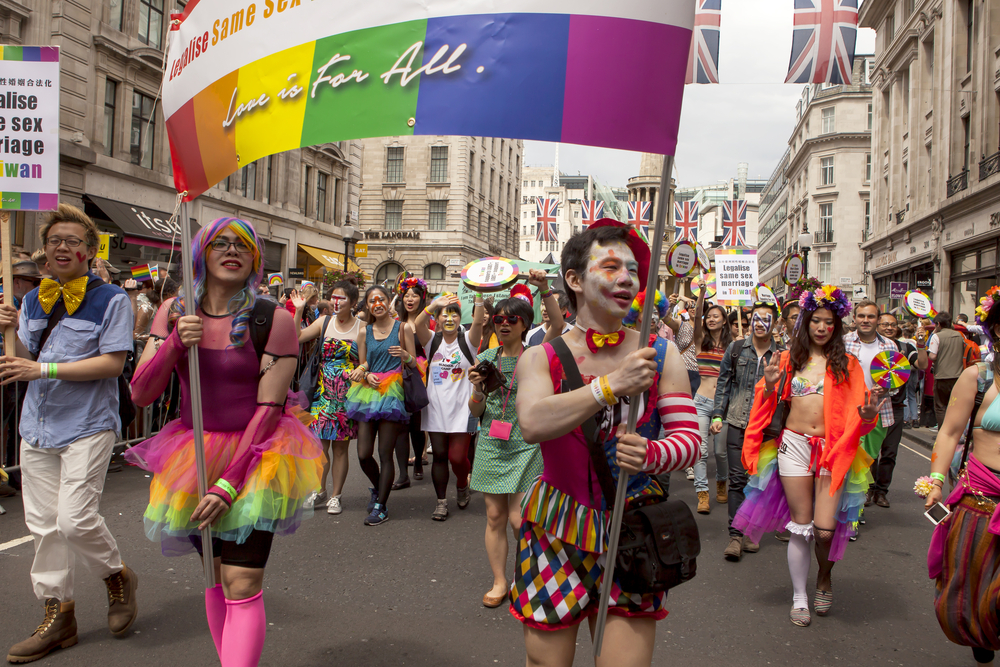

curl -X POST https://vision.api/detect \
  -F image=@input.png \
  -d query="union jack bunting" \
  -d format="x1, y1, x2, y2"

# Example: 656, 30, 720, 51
674, 201, 699, 242
581, 199, 605, 227
785, 0, 859, 85
536, 198, 559, 242
721, 199, 747, 247
627, 201, 652, 237
686, 0, 722, 84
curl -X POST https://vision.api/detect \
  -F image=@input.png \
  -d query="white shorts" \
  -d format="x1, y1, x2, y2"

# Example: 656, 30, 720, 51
777, 429, 832, 478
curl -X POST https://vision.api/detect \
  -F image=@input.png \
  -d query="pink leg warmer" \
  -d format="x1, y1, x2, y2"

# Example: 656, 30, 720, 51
221, 591, 266, 667
205, 584, 226, 659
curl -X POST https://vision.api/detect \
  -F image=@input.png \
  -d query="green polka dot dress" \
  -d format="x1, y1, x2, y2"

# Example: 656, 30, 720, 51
470, 348, 544, 495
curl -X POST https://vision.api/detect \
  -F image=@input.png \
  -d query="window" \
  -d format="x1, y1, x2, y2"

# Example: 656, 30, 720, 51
242, 161, 257, 200
525, 241, 530, 252
375, 262, 404, 285
429, 146, 448, 183
818, 203, 833, 242
103, 80, 117, 157
963, 116, 971, 171
489, 169, 495, 201
886, 14, 895, 42
424, 263, 445, 280
531, 180, 536, 187
821, 107, 835, 134
263, 156, 272, 204
966, 0, 974, 73
523, 180, 528, 188
477, 211, 483, 238
316, 172, 328, 222
523, 226, 527, 235
385, 200, 402, 230
867, 103, 873, 130
138, 0, 164, 49
480, 160, 485, 194
386, 147, 404, 183
468, 152, 474, 187
300, 165, 312, 213
130, 91, 156, 169
330, 177, 339, 221
109, 0, 123, 31
467, 204, 474, 231
864, 200, 871, 240
821, 156, 834, 185
865, 153, 872, 182
818, 251, 832, 283
428, 200, 447, 230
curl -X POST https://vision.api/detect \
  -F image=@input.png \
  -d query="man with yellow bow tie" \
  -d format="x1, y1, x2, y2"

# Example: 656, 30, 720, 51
0, 204, 139, 664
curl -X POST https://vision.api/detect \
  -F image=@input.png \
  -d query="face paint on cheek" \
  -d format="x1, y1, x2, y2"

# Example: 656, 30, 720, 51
76, 252, 85, 263
752, 313, 772, 331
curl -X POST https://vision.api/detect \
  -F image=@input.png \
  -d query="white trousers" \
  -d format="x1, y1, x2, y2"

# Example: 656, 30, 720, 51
20, 431, 123, 601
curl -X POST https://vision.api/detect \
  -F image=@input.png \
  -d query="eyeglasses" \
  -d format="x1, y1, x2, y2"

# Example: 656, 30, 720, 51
493, 314, 522, 325
45, 236, 86, 248
210, 238, 252, 254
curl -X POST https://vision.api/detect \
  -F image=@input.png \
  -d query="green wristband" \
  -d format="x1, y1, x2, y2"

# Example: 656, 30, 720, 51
929, 472, 946, 483
214, 479, 238, 503
712, 417, 722, 424
49, 363, 58, 379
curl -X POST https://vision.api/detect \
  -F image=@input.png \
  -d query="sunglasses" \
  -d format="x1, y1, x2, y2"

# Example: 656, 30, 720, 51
493, 314, 522, 325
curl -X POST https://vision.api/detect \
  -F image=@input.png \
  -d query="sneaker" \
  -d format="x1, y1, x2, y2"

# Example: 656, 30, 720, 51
364, 502, 389, 526
432, 499, 449, 521
104, 565, 138, 637
685, 467, 695, 481
7, 599, 78, 663
303, 490, 328, 510
723, 537, 743, 562
367, 487, 378, 514
457, 486, 472, 509
326, 495, 342, 515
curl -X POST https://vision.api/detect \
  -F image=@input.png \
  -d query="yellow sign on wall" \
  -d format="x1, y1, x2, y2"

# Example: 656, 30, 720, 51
98, 234, 110, 260
353, 243, 368, 258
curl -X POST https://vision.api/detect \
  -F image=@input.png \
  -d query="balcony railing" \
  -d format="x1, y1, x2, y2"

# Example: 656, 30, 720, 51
814, 229, 834, 244
947, 169, 969, 197
981, 151, 1000, 181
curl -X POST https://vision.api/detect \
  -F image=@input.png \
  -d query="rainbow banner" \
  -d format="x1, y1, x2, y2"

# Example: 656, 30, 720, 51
132, 263, 153, 282
268, 272, 283, 287
163, 1, 694, 200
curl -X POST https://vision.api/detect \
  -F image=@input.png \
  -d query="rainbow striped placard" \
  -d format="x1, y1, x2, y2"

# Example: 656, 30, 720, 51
713, 247, 758, 307
268, 273, 283, 287
164, 1, 694, 200
0, 46, 60, 211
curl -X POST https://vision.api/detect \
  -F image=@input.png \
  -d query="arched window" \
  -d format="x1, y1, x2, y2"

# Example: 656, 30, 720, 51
375, 262, 404, 285
424, 263, 445, 280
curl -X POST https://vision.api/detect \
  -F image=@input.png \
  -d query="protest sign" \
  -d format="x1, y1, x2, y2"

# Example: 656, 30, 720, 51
715, 248, 758, 307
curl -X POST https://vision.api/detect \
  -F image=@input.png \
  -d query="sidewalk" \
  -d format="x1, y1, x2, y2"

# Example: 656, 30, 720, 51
901, 425, 936, 453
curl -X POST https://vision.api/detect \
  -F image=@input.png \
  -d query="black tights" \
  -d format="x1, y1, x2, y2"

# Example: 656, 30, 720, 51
395, 412, 425, 480
358, 419, 404, 505
973, 648, 996, 664
429, 432, 471, 500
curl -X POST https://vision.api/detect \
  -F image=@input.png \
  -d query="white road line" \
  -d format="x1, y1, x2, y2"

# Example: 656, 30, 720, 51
901, 441, 931, 461
0, 535, 32, 552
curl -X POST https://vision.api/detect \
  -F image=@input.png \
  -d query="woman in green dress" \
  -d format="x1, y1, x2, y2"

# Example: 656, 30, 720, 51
468, 272, 564, 608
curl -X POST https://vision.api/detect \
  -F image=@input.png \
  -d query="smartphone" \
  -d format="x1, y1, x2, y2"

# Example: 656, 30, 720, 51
924, 502, 951, 525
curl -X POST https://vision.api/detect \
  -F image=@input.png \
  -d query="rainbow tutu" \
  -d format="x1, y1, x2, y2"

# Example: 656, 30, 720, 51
125, 412, 325, 557
344, 369, 409, 423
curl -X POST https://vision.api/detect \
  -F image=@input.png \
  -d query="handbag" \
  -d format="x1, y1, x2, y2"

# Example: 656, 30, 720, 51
297, 316, 331, 408
762, 353, 790, 442
402, 331, 429, 414
549, 338, 700, 593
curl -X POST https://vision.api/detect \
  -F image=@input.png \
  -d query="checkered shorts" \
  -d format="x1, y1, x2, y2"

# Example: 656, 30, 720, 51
509, 522, 669, 631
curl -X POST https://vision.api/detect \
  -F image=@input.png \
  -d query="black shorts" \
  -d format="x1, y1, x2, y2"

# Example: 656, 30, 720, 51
190, 529, 274, 569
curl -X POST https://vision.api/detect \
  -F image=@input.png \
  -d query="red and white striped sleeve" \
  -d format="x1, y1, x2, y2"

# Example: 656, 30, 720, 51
643, 392, 701, 474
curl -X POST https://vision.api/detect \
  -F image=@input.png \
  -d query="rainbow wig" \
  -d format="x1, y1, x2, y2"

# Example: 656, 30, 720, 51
174, 217, 265, 347
623, 289, 667, 327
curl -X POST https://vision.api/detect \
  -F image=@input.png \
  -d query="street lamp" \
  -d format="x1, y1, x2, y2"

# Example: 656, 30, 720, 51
797, 230, 813, 278
342, 225, 357, 270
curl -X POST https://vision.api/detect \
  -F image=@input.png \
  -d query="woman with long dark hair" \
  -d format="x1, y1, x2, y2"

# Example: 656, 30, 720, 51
691, 301, 733, 512
478, 298, 499, 353
734, 286, 883, 627
393, 275, 430, 487
345, 285, 417, 526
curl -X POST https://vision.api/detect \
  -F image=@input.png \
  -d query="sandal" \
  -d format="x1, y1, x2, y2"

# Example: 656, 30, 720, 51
483, 586, 507, 608
815, 590, 833, 616
790, 607, 811, 627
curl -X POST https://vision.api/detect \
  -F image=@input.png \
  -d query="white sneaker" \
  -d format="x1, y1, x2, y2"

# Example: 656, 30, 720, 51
685, 467, 695, 481
303, 490, 327, 510
327, 495, 342, 515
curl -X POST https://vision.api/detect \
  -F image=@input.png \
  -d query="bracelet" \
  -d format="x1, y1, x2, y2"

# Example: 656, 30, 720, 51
424, 307, 435, 317
38, 363, 47, 380
599, 375, 618, 406
590, 377, 610, 408
49, 363, 58, 379
214, 479, 238, 503
931, 479, 944, 488
930, 471, 946, 483
470, 394, 483, 404
712, 417, 722, 424
540, 290, 553, 299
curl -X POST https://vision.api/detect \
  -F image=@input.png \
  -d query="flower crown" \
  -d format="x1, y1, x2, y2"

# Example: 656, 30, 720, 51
397, 276, 428, 296
623, 289, 667, 327
976, 286, 1000, 326
798, 284, 852, 319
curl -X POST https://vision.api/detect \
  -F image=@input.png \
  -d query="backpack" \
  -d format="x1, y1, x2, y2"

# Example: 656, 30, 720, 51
963, 336, 981, 369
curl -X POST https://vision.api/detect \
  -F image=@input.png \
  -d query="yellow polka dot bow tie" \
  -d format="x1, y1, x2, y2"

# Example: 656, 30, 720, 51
38, 276, 88, 315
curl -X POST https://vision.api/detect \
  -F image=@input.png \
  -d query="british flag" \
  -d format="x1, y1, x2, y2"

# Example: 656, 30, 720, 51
674, 201, 699, 242
721, 199, 747, 247
536, 198, 559, 242
581, 199, 605, 227
627, 201, 652, 238
785, 0, 859, 85
686, 0, 722, 85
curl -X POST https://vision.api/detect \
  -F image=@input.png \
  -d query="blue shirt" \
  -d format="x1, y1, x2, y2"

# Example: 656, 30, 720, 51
17, 274, 134, 449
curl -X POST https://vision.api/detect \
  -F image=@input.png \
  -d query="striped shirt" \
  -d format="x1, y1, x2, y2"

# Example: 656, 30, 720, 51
644, 392, 701, 473
696, 346, 725, 378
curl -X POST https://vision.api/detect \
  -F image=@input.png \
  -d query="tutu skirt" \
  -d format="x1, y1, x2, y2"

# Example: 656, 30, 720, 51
344, 369, 409, 423
125, 412, 325, 557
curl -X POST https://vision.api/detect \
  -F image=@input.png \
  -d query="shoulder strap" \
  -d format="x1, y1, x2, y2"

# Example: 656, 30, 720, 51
456, 331, 476, 366
317, 314, 332, 341
730, 337, 746, 365
549, 337, 619, 506
248, 298, 277, 362
428, 330, 445, 362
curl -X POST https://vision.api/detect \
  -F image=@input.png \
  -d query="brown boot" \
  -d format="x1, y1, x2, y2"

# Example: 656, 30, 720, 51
716, 480, 728, 504
105, 565, 139, 637
723, 536, 743, 562
7, 599, 78, 663
697, 491, 711, 514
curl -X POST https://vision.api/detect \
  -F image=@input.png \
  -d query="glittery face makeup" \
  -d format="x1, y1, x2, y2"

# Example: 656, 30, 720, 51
581, 241, 639, 317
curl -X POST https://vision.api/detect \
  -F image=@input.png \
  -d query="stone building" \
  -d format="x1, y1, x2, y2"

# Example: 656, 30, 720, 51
860, 0, 1000, 315
517, 166, 593, 263
0, 0, 362, 282
356, 136, 522, 293
758, 57, 875, 301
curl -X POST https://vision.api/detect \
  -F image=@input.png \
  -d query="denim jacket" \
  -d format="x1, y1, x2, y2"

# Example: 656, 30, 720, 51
712, 337, 783, 430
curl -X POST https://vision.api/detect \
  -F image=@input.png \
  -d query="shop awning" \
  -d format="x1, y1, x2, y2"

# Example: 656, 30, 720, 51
84, 195, 198, 247
298, 244, 363, 273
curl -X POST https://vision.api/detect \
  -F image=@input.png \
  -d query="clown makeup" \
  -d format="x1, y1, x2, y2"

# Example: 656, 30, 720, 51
368, 293, 388, 318
752, 311, 773, 336
439, 308, 460, 332
330, 294, 348, 314
581, 241, 639, 317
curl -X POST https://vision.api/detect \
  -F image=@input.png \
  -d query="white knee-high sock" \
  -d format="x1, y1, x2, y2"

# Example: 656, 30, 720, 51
787, 522, 813, 610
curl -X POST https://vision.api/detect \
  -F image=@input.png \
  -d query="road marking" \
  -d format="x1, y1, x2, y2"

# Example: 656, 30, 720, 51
0, 535, 32, 552
901, 442, 931, 461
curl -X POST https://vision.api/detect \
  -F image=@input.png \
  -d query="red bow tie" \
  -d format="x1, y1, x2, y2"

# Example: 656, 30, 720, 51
584, 329, 624, 354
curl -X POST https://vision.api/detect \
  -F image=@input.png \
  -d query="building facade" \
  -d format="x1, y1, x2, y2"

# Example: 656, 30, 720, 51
860, 0, 1000, 316
1, 0, 363, 283
356, 136, 522, 293
759, 58, 875, 302
518, 166, 593, 263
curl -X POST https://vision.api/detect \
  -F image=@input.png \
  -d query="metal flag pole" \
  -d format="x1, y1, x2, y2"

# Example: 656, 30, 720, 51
593, 153, 673, 657
179, 199, 216, 588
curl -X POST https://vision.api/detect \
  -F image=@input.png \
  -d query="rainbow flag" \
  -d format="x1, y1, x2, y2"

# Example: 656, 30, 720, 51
163, 1, 694, 200
132, 263, 152, 282
300, 281, 316, 289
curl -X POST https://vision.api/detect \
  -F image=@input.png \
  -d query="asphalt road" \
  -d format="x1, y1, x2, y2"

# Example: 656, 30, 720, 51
0, 436, 973, 667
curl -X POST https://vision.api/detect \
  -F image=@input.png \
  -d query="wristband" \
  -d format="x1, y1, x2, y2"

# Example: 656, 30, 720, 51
214, 478, 238, 503
599, 375, 618, 406
470, 394, 483, 404
540, 289, 553, 299
38, 363, 47, 380
712, 417, 722, 424
590, 377, 610, 408
930, 471, 946, 483
49, 363, 58, 379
